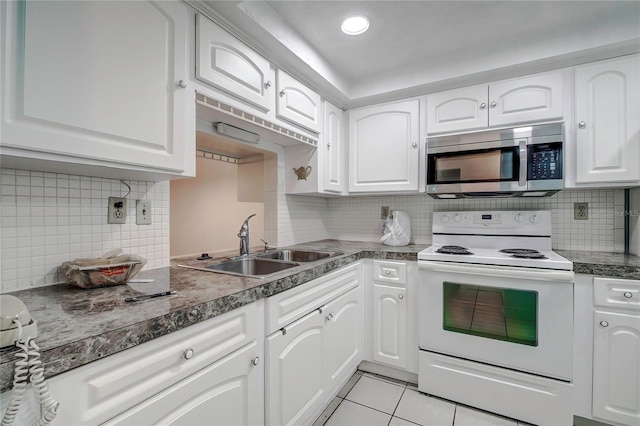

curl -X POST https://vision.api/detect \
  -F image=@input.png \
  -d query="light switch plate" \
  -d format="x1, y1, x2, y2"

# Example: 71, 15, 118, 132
136, 200, 152, 225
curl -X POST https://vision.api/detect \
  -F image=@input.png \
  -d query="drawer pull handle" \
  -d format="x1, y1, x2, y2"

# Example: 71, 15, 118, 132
600, 321, 609, 328
624, 292, 633, 299
251, 356, 260, 366
398, 294, 404, 300
183, 348, 195, 360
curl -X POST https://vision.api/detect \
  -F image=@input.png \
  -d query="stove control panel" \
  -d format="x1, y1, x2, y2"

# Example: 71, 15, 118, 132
433, 211, 551, 236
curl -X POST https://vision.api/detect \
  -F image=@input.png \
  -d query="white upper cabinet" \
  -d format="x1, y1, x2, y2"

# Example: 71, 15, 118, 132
196, 14, 272, 112
0, 0, 192, 178
349, 99, 420, 193
427, 71, 564, 134
322, 101, 346, 194
276, 70, 322, 133
426, 84, 489, 134
574, 55, 640, 185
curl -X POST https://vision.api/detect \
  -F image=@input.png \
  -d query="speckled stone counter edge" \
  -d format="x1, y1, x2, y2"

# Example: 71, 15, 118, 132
0, 250, 417, 392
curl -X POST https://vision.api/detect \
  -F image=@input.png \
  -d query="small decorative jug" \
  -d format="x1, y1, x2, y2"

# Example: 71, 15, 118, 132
293, 166, 312, 180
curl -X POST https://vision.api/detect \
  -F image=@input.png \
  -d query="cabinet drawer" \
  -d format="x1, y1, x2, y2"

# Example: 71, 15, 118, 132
594, 277, 640, 311
266, 262, 362, 335
373, 260, 407, 284
48, 302, 261, 425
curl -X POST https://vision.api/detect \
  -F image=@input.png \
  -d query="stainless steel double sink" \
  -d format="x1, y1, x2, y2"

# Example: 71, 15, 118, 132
178, 249, 344, 278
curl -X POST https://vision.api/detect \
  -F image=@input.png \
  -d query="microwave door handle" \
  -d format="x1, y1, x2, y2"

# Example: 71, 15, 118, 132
518, 140, 527, 187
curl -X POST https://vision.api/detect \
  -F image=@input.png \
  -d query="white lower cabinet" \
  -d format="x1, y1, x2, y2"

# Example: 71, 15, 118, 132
105, 341, 263, 425
592, 277, 640, 426
46, 302, 264, 426
266, 262, 363, 426
367, 260, 418, 375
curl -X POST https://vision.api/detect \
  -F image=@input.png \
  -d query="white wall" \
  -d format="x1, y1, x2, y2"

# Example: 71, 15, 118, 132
170, 153, 266, 257
0, 168, 169, 292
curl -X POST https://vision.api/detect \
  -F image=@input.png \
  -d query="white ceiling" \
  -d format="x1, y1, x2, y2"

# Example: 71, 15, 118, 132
199, 0, 640, 108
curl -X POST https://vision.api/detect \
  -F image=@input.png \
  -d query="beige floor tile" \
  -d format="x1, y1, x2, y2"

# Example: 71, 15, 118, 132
313, 397, 342, 426
324, 400, 391, 426
345, 375, 405, 414
394, 389, 456, 426
337, 373, 362, 398
390, 416, 421, 425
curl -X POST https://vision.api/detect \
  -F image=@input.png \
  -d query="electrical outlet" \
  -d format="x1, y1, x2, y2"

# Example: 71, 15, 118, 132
136, 200, 152, 225
107, 197, 127, 224
574, 202, 589, 220
381, 206, 390, 219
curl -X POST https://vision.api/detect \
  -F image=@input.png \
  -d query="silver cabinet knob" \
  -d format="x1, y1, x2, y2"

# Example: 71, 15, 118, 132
183, 348, 195, 360
327, 143, 331, 149
479, 103, 487, 109
385, 270, 391, 275
600, 321, 609, 327
398, 294, 404, 300
251, 356, 260, 366
279, 90, 286, 97
490, 101, 497, 108
264, 81, 272, 89
177, 80, 187, 89
624, 292, 633, 299
412, 142, 418, 149
326, 312, 334, 321
578, 121, 587, 129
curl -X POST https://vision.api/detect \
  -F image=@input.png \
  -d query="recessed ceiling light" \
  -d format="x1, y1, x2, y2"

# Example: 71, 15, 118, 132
341, 16, 369, 35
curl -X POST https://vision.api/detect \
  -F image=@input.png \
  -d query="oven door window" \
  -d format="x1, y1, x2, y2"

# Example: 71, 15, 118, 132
443, 282, 538, 346
427, 146, 519, 184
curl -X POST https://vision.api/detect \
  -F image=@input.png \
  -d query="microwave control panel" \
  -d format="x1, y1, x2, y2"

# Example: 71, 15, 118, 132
528, 142, 562, 180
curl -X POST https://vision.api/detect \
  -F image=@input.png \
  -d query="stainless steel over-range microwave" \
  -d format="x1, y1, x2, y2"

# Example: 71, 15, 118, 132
426, 123, 563, 199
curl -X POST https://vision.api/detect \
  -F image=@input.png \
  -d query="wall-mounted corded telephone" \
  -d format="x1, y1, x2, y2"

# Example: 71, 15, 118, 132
0, 295, 58, 426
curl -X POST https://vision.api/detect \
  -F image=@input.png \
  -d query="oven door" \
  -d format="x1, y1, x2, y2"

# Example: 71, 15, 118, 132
418, 260, 574, 381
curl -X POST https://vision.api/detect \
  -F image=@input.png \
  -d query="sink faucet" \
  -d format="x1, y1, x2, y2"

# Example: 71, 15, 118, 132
238, 214, 256, 256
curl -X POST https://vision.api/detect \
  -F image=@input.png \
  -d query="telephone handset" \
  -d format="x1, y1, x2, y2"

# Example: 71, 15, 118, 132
0, 295, 38, 349
0, 295, 58, 426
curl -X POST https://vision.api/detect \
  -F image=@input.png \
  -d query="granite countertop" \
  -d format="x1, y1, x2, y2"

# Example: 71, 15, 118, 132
557, 250, 640, 279
2, 240, 638, 393
0, 240, 427, 392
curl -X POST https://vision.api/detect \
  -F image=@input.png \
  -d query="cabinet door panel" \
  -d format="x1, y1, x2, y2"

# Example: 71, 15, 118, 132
427, 85, 488, 134
276, 70, 321, 133
372, 284, 407, 369
489, 72, 564, 127
325, 285, 362, 394
104, 341, 262, 426
575, 56, 640, 184
593, 310, 640, 426
349, 99, 420, 192
196, 14, 271, 111
1, 0, 188, 173
323, 101, 345, 193
266, 310, 326, 426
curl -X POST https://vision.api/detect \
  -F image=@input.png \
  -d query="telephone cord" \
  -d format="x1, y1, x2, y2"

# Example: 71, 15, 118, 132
0, 320, 59, 426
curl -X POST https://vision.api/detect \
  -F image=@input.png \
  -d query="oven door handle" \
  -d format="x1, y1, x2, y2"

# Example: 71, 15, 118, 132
418, 260, 574, 283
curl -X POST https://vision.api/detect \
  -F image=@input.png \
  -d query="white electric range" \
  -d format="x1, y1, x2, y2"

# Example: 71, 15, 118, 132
417, 211, 575, 425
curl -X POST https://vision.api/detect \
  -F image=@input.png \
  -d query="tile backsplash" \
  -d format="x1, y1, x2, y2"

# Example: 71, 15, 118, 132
325, 189, 624, 251
1, 169, 169, 292
0, 165, 626, 293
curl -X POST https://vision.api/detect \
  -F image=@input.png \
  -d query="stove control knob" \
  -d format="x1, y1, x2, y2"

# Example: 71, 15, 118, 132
514, 213, 525, 223
440, 215, 450, 223
529, 214, 541, 224
452, 213, 462, 223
